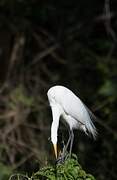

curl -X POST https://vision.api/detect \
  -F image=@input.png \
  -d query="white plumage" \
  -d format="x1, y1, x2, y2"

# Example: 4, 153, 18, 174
47, 85, 97, 158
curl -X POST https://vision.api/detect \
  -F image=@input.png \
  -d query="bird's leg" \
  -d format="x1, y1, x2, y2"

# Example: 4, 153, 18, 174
64, 130, 71, 153
69, 129, 74, 157
57, 130, 74, 163
62, 129, 74, 160
57, 130, 71, 163
61, 130, 72, 159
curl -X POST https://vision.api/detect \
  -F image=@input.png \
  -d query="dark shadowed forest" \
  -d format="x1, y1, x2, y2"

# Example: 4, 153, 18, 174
0, 0, 117, 180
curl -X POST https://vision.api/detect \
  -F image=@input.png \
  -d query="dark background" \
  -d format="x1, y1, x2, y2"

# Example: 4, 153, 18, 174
0, 0, 117, 179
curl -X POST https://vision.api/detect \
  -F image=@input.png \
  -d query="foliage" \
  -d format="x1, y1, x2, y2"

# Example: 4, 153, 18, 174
0, 163, 12, 180
8, 85, 34, 109
9, 155, 96, 180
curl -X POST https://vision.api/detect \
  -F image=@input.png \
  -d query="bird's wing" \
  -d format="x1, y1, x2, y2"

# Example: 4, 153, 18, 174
61, 90, 88, 123
61, 90, 97, 138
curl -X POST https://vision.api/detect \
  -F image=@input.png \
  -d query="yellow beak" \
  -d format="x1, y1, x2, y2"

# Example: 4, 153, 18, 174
53, 144, 57, 159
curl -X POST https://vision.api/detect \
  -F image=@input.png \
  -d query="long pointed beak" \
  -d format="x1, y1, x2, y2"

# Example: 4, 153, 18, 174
53, 144, 57, 159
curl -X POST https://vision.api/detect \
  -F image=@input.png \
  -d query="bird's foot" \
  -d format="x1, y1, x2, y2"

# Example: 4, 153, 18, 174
56, 151, 69, 164
56, 156, 65, 164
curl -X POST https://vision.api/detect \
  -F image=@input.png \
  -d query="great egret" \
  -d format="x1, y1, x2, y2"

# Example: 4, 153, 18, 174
47, 85, 97, 159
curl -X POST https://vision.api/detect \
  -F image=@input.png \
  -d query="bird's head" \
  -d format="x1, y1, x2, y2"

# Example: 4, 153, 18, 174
51, 121, 59, 159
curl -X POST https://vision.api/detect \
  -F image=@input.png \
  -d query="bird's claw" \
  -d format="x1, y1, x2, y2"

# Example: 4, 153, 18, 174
56, 151, 69, 164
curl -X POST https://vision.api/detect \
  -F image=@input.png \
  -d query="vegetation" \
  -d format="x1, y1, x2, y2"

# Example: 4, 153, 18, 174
10, 155, 96, 180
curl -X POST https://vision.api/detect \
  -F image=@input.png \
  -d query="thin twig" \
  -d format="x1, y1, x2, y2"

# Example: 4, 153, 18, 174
104, 0, 117, 41
29, 43, 59, 67
33, 32, 66, 64
12, 152, 34, 170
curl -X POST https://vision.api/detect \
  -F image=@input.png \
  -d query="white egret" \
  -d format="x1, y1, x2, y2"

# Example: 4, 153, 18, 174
47, 85, 97, 159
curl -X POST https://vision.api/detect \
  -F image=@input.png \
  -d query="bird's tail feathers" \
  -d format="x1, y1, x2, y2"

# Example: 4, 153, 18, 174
83, 104, 97, 139
87, 119, 97, 140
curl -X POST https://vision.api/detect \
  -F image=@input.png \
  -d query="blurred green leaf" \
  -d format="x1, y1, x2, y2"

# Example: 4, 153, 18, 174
9, 85, 34, 109
99, 80, 116, 97
0, 163, 12, 180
